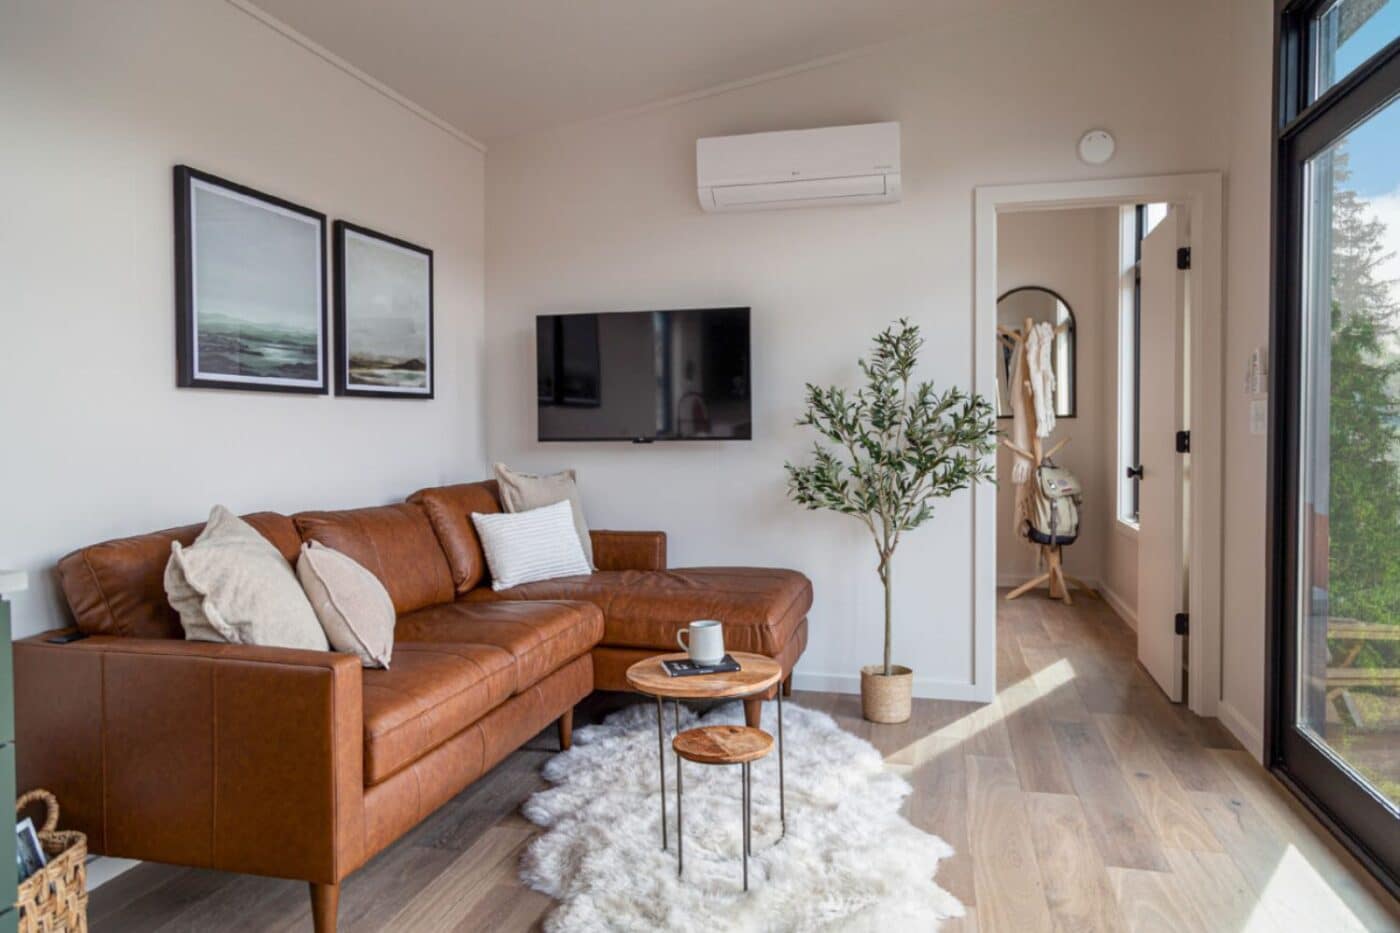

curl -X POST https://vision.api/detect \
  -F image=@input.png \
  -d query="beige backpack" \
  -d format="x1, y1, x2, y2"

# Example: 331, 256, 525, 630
1026, 463, 1082, 546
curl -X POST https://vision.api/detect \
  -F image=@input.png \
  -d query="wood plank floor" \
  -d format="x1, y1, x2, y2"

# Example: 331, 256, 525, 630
90, 594, 1400, 931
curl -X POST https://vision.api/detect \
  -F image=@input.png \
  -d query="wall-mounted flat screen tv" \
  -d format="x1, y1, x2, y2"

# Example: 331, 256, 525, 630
536, 308, 751, 442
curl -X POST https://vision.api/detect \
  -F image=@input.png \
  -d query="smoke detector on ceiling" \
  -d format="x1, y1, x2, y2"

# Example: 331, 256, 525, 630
1077, 129, 1115, 165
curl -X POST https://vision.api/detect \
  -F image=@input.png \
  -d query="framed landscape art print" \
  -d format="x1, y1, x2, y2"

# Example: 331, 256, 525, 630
333, 221, 434, 399
173, 165, 328, 393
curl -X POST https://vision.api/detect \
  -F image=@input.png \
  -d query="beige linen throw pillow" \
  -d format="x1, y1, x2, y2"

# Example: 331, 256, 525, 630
296, 541, 394, 668
493, 462, 595, 568
165, 505, 329, 651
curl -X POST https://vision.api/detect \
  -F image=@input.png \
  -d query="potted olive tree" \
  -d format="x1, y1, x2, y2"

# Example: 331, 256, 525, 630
785, 319, 996, 723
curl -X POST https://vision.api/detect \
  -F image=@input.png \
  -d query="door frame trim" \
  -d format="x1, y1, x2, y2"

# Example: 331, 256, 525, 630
973, 174, 1225, 720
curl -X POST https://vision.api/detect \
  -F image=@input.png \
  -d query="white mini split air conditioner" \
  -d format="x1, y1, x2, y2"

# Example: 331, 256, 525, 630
696, 122, 901, 212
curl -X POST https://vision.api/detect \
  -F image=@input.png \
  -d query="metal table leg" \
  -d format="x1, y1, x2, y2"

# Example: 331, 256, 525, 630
741, 762, 750, 891
655, 695, 667, 851
777, 687, 785, 838
675, 701, 683, 877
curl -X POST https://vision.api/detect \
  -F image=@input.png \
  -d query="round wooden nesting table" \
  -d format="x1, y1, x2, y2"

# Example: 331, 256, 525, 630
673, 725, 773, 764
671, 725, 774, 891
625, 652, 787, 885
624, 651, 782, 698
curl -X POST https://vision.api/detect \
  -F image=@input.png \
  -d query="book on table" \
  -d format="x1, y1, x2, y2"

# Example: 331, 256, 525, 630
662, 655, 741, 677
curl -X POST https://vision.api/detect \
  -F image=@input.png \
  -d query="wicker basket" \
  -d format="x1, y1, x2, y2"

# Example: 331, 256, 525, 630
860, 664, 914, 723
16, 790, 88, 933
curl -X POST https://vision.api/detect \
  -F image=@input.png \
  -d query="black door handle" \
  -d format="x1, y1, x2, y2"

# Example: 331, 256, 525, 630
1126, 465, 1144, 480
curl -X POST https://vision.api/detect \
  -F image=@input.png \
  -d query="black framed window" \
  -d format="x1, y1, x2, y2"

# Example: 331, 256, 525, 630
1119, 204, 1167, 524
1271, 0, 1400, 897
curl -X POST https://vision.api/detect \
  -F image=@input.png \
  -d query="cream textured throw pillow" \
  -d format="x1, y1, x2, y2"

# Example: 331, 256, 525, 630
165, 506, 329, 651
472, 500, 592, 591
296, 541, 395, 668
493, 462, 595, 568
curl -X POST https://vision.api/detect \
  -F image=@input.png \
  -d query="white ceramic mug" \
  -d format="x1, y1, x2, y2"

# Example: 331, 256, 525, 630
677, 619, 724, 666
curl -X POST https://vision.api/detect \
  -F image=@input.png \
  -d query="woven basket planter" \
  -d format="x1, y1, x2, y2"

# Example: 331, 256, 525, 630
17, 790, 88, 933
860, 664, 913, 723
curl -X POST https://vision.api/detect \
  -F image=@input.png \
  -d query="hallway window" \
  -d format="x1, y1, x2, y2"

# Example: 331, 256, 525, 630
1117, 203, 1167, 526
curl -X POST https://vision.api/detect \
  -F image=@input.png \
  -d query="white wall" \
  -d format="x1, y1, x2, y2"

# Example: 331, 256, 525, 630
485, 0, 1234, 699
0, 0, 487, 640
1219, 0, 1277, 759
995, 208, 1112, 590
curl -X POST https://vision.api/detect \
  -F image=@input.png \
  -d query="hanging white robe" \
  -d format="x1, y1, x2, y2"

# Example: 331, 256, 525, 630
1025, 321, 1056, 437
1008, 339, 1032, 485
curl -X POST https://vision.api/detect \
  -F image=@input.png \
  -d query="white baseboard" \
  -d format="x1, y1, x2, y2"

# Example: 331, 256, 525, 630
792, 670, 988, 702
1217, 700, 1265, 762
1098, 582, 1138, 631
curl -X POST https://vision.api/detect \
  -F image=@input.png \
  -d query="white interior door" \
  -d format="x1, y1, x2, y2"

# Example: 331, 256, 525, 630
1137, 207, 1187, 701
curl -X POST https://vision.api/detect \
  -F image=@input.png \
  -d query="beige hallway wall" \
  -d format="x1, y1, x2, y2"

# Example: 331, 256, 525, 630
994, 207, 1114, 593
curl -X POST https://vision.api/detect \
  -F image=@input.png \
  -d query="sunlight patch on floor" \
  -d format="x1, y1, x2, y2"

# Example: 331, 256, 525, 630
1246, 844, 1375, 933
882, 660, 1075, 771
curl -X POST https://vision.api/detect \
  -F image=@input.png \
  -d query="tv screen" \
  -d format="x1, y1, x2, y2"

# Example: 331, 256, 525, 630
536, 308, 751, 442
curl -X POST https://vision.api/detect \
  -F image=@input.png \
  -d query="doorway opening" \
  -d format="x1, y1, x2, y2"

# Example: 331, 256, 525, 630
973, 174, 1224, 718
992, 200, 1192, 703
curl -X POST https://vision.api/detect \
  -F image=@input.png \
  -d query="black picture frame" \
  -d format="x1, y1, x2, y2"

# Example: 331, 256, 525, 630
173, 165, 328, 394
333, 220, 435, 399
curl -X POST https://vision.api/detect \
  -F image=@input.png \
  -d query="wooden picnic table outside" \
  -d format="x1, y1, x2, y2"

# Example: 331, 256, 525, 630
1327, 618, 1400, 727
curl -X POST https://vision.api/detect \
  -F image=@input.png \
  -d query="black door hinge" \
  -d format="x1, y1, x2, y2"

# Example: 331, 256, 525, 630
1175, 430, 1191, 453
1175, 612, 1189, 635
1176, 247, 1192, 270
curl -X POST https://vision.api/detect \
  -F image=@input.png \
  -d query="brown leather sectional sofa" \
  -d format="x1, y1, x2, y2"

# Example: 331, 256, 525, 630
15, 480, 811, 932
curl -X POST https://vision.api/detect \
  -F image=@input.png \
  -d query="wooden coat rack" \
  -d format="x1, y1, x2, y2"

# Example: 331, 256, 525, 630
998, 316, 1095, 606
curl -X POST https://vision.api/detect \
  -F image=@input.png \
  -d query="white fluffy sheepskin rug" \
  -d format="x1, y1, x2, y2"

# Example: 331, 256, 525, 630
520, 700, 964, 931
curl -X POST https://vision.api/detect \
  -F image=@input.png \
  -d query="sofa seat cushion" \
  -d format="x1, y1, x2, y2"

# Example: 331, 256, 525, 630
395, 599, 603, 694
465, 568, 812, 656
361, 643, 515, 785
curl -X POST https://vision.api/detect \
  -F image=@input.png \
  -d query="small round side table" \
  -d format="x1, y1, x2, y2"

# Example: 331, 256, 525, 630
673, 725, 772, 891
625, 652, 786, 859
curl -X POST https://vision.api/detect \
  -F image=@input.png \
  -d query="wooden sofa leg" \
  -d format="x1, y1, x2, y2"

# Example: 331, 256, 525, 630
782, 673, 793, 697
310, 882, 339, 933
557, 709, 574, 751
744, 697, 761, 728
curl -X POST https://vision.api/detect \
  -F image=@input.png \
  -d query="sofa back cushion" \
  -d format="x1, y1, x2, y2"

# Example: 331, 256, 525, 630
407, 481, 502, 593
293, 503, 454, 615
57, 512, 300, 639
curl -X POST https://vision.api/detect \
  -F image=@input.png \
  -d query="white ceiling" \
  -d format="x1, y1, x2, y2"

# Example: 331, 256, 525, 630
246, 0, 973, 142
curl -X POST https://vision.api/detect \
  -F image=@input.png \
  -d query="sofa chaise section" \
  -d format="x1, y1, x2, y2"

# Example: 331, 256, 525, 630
410, 481, 813, 717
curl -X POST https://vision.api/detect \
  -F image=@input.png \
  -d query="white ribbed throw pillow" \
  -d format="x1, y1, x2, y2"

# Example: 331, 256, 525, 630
471, 500, 592, 591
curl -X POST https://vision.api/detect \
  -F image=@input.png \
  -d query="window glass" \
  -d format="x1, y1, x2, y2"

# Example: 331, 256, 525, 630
1142, 202, 1169, 237
1117, 203, 1167, 526
1296, 92, 1400, 808
1312, 0, 1399, 99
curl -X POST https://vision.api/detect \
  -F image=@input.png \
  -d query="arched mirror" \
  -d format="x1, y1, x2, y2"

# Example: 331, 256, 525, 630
996, 286, 1076, 418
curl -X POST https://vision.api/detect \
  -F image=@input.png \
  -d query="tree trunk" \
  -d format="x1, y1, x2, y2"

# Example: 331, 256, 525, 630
881, 558, 893, 677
